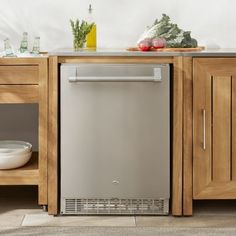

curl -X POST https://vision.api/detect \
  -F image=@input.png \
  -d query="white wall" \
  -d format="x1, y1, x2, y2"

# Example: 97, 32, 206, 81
0, 0, 235, 51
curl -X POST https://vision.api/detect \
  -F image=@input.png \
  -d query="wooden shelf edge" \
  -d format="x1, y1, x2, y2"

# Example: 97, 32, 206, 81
0, 152, 39, 185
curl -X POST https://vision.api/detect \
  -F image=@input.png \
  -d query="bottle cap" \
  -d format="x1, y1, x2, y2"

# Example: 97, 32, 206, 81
88, 4, 92, 13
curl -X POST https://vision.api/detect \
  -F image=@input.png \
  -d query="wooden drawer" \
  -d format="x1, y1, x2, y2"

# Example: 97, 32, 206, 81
0, 85, 39, 103
0, 66, 39, 84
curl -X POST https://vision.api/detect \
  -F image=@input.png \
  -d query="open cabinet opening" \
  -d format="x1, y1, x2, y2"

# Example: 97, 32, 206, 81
0, 104, 39, 187
0, 104, 38, 150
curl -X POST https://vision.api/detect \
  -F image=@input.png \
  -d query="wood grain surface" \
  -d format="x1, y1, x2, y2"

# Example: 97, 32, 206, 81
127, 46, 205, 52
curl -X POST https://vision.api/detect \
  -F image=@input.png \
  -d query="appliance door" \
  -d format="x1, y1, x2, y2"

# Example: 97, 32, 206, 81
60, 63, 170, 214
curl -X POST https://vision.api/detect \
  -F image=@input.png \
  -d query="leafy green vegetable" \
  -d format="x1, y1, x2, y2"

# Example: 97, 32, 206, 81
144, 14, 198, 48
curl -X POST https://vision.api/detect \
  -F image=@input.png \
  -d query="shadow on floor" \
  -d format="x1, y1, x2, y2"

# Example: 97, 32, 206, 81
0, 186, 40, 213
193, 200, 236, 215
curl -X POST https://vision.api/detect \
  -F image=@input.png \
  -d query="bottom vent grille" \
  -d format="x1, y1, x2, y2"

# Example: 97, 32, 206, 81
61, 198, 169, 215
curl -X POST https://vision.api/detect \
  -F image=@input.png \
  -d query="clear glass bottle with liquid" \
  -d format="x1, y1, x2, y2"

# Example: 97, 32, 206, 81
86, 4, 97, 49
19, 32, 28, 53
31, 36, 40, 55
3, 38, 15, 57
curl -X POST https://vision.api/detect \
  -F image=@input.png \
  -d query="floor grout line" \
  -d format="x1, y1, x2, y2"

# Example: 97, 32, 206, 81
20, 214, 26, 226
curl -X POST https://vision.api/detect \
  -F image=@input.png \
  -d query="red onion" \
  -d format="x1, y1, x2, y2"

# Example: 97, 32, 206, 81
152, 38, 166, 49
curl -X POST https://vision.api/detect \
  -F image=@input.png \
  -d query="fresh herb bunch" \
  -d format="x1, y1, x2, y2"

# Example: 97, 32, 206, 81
70, 19, 94, 50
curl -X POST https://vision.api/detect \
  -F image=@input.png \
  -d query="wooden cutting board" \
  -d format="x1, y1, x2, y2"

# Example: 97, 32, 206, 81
127, 46, 205, 52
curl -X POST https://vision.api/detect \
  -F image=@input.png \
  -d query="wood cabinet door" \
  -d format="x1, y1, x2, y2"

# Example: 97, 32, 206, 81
193, 58, 236, 199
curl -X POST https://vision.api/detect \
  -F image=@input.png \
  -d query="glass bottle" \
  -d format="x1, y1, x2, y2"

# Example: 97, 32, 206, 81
3, 38, 15, 57
86, 4, 97, 49
31, 36, 40, 55
19, 32, 28, 53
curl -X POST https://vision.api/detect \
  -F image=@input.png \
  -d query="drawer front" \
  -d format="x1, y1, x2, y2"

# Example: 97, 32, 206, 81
0, 66, 39, 84
0, 85, 39, 103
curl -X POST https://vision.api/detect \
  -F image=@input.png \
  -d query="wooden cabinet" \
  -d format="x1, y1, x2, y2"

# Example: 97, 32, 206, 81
193, 58, 236, 199
0, 58, 48, 206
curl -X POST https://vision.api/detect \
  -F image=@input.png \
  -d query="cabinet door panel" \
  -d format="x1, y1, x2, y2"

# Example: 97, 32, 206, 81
212, 76, 231, 182
193, 58, 236, 199
232, 77, 236, 180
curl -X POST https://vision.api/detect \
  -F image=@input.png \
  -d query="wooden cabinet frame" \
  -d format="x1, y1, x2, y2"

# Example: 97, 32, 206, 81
172, 56, 193, 216
182, 57, 236, 216
193, 58, 236, 200
3, 56, 235, 215
0, 58, 48, 206
48, 56, 186, 216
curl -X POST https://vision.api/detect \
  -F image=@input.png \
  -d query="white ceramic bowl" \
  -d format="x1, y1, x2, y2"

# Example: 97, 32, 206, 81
0, 140, 32, 156
0, 141, 33, 169
0, 151, 32, 169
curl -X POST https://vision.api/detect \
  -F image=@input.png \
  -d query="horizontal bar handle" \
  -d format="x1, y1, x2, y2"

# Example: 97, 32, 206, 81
68, 76, 162, 82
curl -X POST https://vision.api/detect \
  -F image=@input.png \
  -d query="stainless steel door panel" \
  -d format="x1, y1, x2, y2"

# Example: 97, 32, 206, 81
60, 64, 170, 200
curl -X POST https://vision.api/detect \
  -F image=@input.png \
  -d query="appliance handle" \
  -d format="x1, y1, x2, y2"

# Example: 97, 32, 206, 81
202, 109, 206, 151
68, 76, 162, 82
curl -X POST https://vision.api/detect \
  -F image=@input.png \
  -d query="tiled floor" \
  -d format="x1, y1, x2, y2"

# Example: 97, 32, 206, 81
1, 186, 236, 228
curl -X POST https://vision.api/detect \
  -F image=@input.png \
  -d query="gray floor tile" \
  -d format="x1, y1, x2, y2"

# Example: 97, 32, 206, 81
3, 186, 236, 229
136, 215, 236, 228
22, 214, 136, 227
0, 211, 24, 227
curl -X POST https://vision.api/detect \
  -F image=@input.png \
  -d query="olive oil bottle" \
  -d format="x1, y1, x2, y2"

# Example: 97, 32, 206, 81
86, 4, 96, 49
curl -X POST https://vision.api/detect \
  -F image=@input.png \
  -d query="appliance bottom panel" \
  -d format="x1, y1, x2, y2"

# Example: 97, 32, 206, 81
61, 198, 169, 215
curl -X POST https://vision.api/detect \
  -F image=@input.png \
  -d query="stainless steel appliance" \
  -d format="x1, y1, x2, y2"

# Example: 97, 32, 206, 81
60, 63, 170, 215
